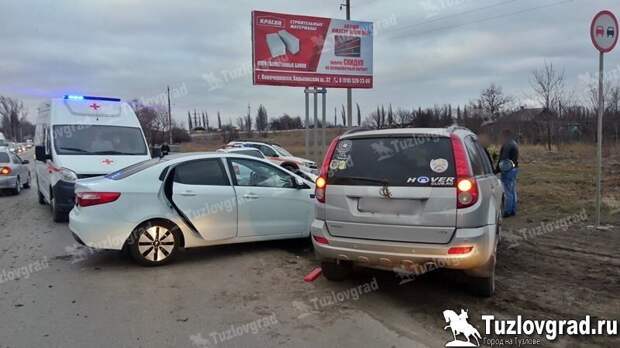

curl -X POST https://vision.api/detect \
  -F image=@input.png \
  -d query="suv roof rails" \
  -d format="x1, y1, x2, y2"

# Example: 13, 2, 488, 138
342, 127, 375, 136
447, 125, 471, 133
232, 139, 282, 146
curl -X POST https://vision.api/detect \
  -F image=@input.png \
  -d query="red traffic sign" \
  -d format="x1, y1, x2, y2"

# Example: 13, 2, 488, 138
591, 10, 618, 53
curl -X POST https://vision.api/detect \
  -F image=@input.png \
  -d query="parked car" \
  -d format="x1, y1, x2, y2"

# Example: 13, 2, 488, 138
217, 147, 266, 159
218, 147, 318, 182
34, 95, 151, 222
0, 147, 31, 195
225, 140, 318, 174
69, 153, 315, 266
311, 127, 504, 297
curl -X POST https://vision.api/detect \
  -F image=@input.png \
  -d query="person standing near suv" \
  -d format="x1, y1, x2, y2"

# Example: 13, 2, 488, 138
496, 129, 519, 217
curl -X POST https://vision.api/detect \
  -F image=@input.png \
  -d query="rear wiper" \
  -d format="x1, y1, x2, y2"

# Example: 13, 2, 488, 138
333, 176, 389, 185
59, 147, 91, 154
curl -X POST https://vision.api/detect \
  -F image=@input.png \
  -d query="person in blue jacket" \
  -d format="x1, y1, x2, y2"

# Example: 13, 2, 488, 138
495, 129, 519, 217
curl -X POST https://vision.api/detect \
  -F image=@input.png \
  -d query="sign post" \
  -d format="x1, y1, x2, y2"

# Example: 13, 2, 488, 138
590, 10, 618, 228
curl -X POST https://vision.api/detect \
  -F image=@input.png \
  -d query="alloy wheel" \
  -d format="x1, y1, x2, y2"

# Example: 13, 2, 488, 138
137, 226, 175, 262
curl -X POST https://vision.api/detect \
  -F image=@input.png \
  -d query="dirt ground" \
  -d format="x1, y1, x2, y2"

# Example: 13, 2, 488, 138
0, 144, 618, 347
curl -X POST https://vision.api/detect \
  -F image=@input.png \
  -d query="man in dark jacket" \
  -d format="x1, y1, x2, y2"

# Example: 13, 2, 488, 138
496, 129, 519, 217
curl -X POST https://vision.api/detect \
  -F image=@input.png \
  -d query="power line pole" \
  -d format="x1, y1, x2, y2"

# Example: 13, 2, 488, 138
167, 85, 173, 145
341, 0, 352, 128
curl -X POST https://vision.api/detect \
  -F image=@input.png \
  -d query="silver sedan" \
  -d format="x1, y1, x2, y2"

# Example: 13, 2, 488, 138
0, 147, 31, 195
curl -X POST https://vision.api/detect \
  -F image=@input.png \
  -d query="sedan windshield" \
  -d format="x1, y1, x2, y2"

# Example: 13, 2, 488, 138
274, 145, 292, 157
53, 125, 147, 155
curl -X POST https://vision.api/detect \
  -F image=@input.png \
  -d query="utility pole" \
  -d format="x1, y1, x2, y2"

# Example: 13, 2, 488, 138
167, 85, 173, 145
341, 0, 352, 128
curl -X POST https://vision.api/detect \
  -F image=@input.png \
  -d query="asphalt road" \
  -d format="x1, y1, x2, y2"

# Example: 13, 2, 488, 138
0, 151, 442, 348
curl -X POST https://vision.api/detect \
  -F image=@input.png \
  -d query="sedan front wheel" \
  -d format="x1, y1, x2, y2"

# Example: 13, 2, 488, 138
129, 221, 180, 266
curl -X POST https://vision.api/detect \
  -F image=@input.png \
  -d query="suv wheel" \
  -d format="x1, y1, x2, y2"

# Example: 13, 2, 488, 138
321, 260, 352, 281
128, 221, 180, 266
469, 270, 495, 298
468, 236, 497, 298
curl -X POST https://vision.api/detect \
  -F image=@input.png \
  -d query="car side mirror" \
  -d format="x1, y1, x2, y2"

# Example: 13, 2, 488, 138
35, 146, 49, 162
22, 160, 29, 164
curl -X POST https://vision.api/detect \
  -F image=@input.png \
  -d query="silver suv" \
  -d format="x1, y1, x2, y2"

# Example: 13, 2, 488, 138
311, 127, 503, 297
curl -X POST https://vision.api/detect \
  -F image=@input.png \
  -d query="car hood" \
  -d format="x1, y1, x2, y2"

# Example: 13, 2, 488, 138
281, 156, 315, 165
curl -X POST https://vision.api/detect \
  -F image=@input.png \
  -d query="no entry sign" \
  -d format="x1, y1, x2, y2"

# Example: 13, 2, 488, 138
591, 10, 618, 53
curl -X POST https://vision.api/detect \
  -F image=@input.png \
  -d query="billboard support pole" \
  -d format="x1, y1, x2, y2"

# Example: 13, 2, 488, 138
321, 88, 327, 151
313, 87, 319, 157
345, 0, 352, 128
304, 88, 310, 157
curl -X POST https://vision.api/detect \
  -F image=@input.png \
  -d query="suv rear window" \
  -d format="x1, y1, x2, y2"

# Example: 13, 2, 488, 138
328, 135, 456, 187
0, 152, 9, 163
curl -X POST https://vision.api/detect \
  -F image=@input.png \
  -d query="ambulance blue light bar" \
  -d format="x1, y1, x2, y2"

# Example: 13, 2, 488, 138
64, 95, 121, 102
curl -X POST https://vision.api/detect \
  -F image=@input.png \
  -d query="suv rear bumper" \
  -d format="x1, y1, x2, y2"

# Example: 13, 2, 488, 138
311, 219, 496, 275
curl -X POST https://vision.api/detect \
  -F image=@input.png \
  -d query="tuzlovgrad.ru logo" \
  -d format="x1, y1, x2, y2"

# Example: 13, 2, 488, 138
441, 308, 618, 347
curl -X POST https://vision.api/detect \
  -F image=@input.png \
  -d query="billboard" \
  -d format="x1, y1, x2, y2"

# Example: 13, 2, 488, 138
251, 11, 373, 89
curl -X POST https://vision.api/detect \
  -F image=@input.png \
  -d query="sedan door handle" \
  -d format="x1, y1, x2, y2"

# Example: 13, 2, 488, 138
180, 191, 197, 197
242, 193, 259, 200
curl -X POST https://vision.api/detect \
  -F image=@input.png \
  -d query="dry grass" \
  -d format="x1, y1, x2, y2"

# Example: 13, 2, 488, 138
180, 130, 620, 225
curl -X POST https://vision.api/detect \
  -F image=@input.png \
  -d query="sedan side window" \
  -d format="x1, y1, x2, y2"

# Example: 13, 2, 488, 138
173, 159, 229, 186
229, 158, 294, 188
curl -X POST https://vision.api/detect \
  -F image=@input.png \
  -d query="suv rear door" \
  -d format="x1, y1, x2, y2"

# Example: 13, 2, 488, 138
324, 134, 457, 244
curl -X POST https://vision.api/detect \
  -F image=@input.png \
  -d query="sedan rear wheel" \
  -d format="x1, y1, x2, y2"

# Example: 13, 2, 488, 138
129, 221, 180, 266
11, 177, 21, 195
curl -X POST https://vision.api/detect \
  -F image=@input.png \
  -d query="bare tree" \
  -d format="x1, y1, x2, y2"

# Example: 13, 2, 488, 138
531, 61, 566, 111
530, 61, 566, 150
396, 108, 413, 126
478, 83, 512, 120
0, 96, 26, 141
255, 104, 268, 136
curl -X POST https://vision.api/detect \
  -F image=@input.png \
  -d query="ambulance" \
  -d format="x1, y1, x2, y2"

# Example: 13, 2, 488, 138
34, 95, 151, 221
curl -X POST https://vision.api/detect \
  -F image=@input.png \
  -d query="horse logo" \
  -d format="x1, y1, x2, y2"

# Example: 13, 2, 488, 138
443, 309, 482, 347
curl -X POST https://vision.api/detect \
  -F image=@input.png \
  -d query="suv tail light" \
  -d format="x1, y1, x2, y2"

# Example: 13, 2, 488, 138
0, 167, 11, 175
315, 136, 340, 203
451, 134, 478, 209
76, 192, 121, 207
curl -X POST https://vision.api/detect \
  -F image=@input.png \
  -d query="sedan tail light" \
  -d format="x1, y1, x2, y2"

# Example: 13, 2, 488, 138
315, 136, 340, 203
0, 167, 11, 175
450, 134, 479, 209
76, 192, 121, 207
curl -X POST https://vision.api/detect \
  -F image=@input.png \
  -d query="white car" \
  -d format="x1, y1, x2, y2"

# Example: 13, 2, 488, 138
69, 153, 315, 266
226, 140, 318, 174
